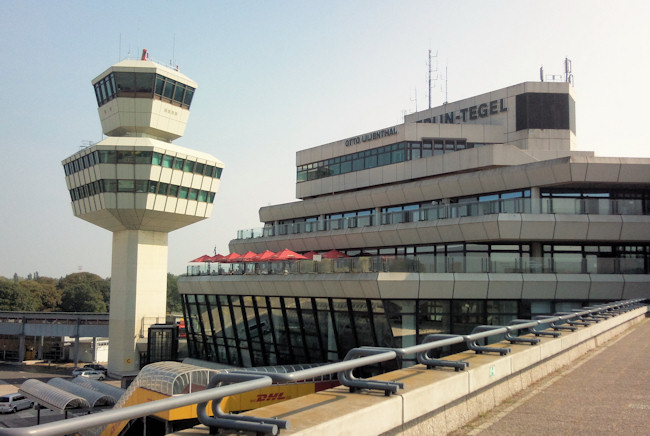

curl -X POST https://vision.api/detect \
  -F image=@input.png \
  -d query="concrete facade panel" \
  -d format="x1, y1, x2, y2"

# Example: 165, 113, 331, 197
521, 274, 557, 299
415, 222, 443, 243
586, 215, 623, 240
435, 219, 464, 242
587, 275, 624, 300
378, 226, 402, 246
458, 217, 489, 241
496, 215, 522, 240
418, 274, 455, 299
555, 274, 591, 300
519, 215, 555, 240
452, 274, 489, 299
377, 273, 419, 299
553, 214, 589, 240
617, 160, 650, 183
619, 216, 650, 240
419, 179, 444, 200
487, 274, 524, 299
621, 275, 650, 299
395, 224, 420, 245
585, 159, 621, 182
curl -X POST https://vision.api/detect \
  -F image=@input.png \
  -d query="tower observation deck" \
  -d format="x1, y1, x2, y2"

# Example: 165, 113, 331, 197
62, 51, 224, 375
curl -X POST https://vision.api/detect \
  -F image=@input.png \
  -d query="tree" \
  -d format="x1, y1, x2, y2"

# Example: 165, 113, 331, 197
0, 279, 40, 311
167, 273, 182, 313
20, 279, 62, 312
60, 283, 107, 312
58, 272, 110, 309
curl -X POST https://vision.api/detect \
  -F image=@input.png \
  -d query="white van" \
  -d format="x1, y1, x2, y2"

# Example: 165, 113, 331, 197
0, 393, 33, 413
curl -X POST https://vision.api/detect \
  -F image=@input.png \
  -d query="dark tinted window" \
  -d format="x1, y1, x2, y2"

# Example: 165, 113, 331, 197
516, 93, 575, 133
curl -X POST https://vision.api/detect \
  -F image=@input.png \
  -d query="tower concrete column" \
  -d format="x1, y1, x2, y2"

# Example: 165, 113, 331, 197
108, 230, 168, 374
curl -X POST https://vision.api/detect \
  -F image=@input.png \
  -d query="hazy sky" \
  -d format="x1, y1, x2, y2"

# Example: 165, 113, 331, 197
1, 0, 649, 279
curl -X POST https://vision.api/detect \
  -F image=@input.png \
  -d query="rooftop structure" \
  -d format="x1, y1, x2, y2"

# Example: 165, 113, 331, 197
62, 51, 224, 375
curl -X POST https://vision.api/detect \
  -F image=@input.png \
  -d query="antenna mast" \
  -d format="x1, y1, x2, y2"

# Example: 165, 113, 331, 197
427, 50, 438, 109
445, 65, 448, 104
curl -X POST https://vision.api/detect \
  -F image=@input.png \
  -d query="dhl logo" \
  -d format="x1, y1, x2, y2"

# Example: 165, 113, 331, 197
254, 392, 289, 402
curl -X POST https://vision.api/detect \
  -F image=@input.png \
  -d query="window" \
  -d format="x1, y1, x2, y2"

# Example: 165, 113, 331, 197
98, 150, 116, 164
163, 79, 175, 100
117, 180, 134, 192
135, 73, 154, 95
174, 157, 185, 170
162, 155, 174, 168
117, 151, 135, 164
135, 151, 152, 164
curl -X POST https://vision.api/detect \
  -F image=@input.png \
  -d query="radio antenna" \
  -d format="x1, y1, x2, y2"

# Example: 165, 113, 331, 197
427, 49, 439, 109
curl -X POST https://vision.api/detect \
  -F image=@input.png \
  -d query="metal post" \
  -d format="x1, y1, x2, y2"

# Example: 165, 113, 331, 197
73, 336, 80, 368
18, 335, 25, 363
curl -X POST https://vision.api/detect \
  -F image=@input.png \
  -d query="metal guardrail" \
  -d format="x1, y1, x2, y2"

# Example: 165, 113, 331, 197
0, 299, 644, 436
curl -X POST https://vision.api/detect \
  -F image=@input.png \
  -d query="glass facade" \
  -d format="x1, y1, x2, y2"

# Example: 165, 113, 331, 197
296, 139, 490, 183
64, 149, 223, 179
68, 179, 216, 203
94, 72, 195, 109
182, 295, 596, 369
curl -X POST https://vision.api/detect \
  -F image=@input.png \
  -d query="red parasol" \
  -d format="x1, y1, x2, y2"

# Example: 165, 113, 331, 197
206, 254, 225, 262
270, 248, 308, 260
302, 251, 319, 260
220, 252, 241, 263
321, 249, 349, 259
235, 251, 258, 262
189, 254, 212, 262
253, 250, 276, 261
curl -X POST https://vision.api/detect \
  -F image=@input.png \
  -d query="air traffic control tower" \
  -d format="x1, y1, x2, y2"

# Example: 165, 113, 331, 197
62, 51, 224, 375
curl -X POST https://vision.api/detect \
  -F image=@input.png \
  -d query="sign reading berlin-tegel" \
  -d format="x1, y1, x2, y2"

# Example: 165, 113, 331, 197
345, 127, 398, 146
431, 98, 508, 124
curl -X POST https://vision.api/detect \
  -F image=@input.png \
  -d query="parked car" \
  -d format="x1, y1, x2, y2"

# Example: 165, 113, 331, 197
82, 364, 108, 375
71, 367, 89, 376
78, 370, 105, 381
0, 393, 33, 414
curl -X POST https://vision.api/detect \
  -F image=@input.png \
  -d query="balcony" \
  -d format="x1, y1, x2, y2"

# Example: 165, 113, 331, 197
186, 255, 646, 277
236, 197, 647, 240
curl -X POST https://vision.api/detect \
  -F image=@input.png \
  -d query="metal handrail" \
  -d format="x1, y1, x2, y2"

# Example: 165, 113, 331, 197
0, 299, 644, 436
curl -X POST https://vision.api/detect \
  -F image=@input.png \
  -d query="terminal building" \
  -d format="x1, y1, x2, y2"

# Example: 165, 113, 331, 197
178, 81, 649, 370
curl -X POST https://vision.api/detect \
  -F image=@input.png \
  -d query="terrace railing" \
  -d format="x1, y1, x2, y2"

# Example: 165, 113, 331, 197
237, 197, 648, 240
186, 255, 647, 276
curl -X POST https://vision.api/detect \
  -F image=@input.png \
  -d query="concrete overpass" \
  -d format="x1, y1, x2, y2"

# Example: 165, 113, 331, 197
0, 312, 108, 363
